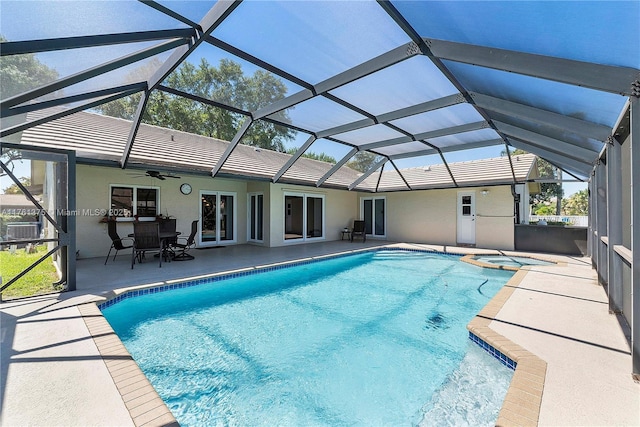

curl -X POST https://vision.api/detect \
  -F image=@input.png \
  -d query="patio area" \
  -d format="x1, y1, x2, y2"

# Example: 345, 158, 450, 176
1, 241, 638, 426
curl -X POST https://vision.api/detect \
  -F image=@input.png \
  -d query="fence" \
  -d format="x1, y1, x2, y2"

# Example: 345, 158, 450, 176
530, 215, 588, 227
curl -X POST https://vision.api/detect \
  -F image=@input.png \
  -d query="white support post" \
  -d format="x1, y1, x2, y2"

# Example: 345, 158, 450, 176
630, 96, 640, 380
596, 160, 608, 286
607, 137, 623, 313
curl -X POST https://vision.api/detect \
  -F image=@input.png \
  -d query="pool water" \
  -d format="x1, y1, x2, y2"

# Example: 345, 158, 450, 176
103, 250, 515, 426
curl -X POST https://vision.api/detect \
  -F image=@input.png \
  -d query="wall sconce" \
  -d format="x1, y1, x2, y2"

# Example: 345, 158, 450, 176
481, 190, 489, 196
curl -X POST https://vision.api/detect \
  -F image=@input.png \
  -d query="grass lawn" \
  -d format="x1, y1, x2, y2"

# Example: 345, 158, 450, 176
0, 245, 61, 299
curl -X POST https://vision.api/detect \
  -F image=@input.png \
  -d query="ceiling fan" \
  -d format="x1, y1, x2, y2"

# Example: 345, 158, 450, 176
129, 170, 181, 180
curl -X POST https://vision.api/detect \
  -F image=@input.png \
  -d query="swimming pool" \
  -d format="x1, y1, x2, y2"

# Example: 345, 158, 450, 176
102, 249, 515, 426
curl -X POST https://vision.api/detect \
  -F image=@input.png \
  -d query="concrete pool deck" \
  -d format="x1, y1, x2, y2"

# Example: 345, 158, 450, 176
1, 241, 638, 426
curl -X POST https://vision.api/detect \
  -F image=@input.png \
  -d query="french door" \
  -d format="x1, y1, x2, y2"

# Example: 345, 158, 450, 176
199, 191, 237, 246
284, 193, 324, 241
361, 197, 385, 238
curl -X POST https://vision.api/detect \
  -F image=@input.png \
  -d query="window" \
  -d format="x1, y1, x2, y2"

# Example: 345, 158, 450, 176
284, 192, 325, 241
110, 185, 159, 219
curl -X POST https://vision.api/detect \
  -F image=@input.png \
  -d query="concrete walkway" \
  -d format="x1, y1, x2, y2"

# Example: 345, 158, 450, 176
1, 242, 638, 426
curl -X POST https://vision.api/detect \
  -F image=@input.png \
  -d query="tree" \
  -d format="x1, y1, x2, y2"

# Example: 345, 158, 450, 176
347, 151, 382, 173
562, 189, 588, 215
284, 148, 336, 164
96, 59, 294, 151
0, 35, 59, 99
3, 177, 31, 194
503, 148, 563, 214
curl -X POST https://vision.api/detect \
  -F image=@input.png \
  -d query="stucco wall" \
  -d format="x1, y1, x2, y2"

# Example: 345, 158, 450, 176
76, 164, 248, 258
76, 164, 516, 256
475, 186, 515, 250
378, 186, 515, 250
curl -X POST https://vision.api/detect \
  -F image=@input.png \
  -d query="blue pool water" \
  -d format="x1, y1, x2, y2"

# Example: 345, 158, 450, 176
103, 250, 515, 426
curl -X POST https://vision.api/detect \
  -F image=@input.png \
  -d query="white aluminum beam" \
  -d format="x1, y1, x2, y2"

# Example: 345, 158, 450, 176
273, 135, 316, 183
316, 148, 357, 187
607, 137, 624, 313
120, 91, 150, 168
389, 139, 504, 160
348, 158, 388, 190
495, 121, 599, 164
630, 96, 640, 380
427, 38, 640, 96
470, 92, 612, 141
210, 118, 253, 177
253, 41, 420, 120
507, 138, 592, 177
1, 38, 186, 110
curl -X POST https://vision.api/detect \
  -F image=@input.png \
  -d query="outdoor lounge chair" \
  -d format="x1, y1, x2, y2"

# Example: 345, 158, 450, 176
104, 221, 133, 264
171, 220, 198, 261
132, 221, 163, 269
350, 220, 366, 242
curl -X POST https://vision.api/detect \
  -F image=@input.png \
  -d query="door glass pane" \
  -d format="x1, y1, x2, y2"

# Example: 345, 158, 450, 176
220, 195, 234, 241
462, 196, 471, 205
375, 199, 385, 236
306, 197, 323, 238
201, 194, 217, 242
363, 199, 373, 235
257, 195, 264, 241
462, 206, 471, 216
250, 195, 256, 240
284, 195, 303, 240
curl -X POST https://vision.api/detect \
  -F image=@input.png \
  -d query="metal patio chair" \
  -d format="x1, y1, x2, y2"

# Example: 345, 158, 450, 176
350, 220, 366, 242
131, 221, 163, 269
171, 220, 198, 261
104, 221, 133, 264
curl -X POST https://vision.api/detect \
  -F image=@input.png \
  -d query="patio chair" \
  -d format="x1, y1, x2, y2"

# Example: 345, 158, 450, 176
350, 220, 366, 242
171, 220, 198, 261
159, 218, 177, 257
104, 221, 133, 265
131, 221, 163, 269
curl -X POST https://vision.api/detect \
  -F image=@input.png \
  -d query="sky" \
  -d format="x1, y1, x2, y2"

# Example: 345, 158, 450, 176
3, 0, 633, 197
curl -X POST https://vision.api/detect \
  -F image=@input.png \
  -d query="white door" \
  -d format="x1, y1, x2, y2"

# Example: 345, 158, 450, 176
361, 197, 386, 237
457, 192, 476, 245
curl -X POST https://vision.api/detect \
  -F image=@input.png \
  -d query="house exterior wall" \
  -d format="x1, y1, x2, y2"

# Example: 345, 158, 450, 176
76, 164, 516, 258
376, 186, 515, 250
75, 164, 248, 258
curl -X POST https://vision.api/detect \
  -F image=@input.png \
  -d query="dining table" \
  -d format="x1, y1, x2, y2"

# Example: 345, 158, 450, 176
128, 231, 181, 261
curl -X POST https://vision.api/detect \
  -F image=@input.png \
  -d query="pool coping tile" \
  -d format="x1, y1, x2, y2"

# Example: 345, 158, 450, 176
77, 303, 178, 427
467, 267, 548, 427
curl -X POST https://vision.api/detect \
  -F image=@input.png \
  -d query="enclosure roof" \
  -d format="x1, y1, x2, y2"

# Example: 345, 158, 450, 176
1, 1, 638, 191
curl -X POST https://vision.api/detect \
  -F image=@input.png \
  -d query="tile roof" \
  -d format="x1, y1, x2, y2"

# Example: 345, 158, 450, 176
19, 111, 536, 192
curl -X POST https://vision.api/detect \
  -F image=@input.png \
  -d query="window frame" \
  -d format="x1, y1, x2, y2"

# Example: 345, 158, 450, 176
109, 184, 160, 221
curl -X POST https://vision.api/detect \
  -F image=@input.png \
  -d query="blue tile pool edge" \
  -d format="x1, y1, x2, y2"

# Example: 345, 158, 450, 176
469, 331, 517, 371
97, 246, 462, 311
